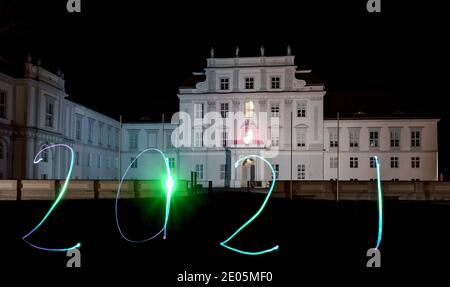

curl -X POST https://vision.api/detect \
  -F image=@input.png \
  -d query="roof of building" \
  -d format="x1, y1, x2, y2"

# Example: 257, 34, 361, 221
324, 111, 440, 121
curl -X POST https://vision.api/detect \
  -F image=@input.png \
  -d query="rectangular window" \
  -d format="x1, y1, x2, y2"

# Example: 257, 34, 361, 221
147, 131, 158, 148
297, 164, 306, 179
87, 153, 92, 167
195, 164, 204, 179
271, 136, 279, 147
244, 101, 254, 118
128, 130, 139, 150
220, 78, 230, 90
349, 130, 359, 148
75, 151, 80, 166
271, 103, 280, 117
390, 157, 399, 168
329, 131, 338, 148
369, 131, 379, 147
390, 129, 400, 147
131, 157, 138, 168
411, 157, 420, 168
75, 116, 82, 140
45, 98, 54, 128
370, 157, 376, 168
297, 102, 306, 117
330, 157, 338, 169
245, 77, 254, 89
296, 128, 306, 147
220, 103, 229, 118
194, 103, 204, 119
222, 131, 228, 147
115, 158, 119, 169
195, 131, 203, 147
272, 164, 280, 179
220, 164, 227, 180
107, 126, 112, 146
88, 119, 94, 143
97, 154, 102, 168
411, 130, 421, 147
271, 77, 280, 89
41, 174, 48, 180
165, 130, 174, 149
0, 90, 6, 119
350, 157, 358, 168
168, 157, 175, 169
98, 124, 104, 145
107, 156, 111, 169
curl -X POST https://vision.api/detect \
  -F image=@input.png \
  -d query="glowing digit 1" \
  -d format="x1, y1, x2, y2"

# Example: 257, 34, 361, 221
220, 155, 279, 255
374, 155, 383, 250
22, 144, 80, 252
115, 148, 174, 242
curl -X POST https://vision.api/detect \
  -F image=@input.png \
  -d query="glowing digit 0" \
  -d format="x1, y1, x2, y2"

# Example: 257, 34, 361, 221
22, 144, 80, 252
374, 155, 383, 250
220, 155, 279, 255
115, 148, 174, 242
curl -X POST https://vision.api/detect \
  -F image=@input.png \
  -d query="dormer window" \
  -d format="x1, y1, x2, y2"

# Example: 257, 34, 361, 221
271, 76, 280, 89
245, 77, 254, 89
220, 78, 229, 90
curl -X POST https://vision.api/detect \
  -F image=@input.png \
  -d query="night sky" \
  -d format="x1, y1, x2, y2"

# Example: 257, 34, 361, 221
0, 0, 449, 173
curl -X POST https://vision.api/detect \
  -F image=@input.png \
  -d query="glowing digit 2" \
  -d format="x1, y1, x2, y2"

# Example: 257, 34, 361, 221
115, 148, 174, 242
220, 155, 279, 255
22, 144, 80, 252
374, 155, 383, 250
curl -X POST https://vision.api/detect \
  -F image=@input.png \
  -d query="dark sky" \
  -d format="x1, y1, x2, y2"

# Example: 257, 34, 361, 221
1, 0, 449, 173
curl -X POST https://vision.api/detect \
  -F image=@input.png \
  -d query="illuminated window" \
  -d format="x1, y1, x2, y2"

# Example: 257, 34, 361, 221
330, 157, 338, 168
220, 164, 227, 180
244, 101, 254, 118
271, 136, 279, 147
194, 103, 204, 119
245, 77, 254, 89
271, 103, 280, 117
195, 131, 203, 147
0, 90, 6, 119
128, 130, 139, 150
271, 77, 280, 89
220, 78, 229, 90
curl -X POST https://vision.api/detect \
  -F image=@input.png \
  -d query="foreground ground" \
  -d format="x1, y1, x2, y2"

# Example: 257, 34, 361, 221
1, 193, 449, 281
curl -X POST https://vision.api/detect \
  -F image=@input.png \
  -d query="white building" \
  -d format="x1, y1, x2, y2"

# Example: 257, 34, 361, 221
0, 56, 120, 180
0, 50, 439, 185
